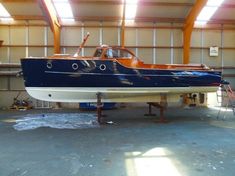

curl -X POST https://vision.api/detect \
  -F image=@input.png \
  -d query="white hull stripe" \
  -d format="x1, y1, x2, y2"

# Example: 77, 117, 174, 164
25, 87, 219, 102
45, 71, 201, 77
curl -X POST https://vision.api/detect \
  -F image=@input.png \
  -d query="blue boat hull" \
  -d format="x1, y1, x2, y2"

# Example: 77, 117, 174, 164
21, 58, 221, 87
20, 58, 222, 102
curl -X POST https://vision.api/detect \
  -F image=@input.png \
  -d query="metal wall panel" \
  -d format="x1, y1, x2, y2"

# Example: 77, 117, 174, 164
64, 47, 77, 55
29, 26, 44, 45
47, 27, 54, 46
10, 47, 25, 63
203, 30, 221, 47
10, 26, 26, 45
84, 28, 99, 46
28, 47, 44, 57
190, 49, 201, 64
10, 77, 25, 90
173, 49, 183, 64
203, 49, 222, 67
138, 29, 153, 46
84, 48, 95, 56
223, 31, 235, 47
0, 26, 9, 44
156, 29, 171, 46
0, 47, 9, 63
156, 49, 171, 64
47, 47, 54, 56
125, 28, 136, 46
223, 50, 235, 66
138, 48, 153, 64
0, 77, 8, 90
202, 30, 222, 67
191, 30, 201, 47
61, 27, 82, 46
103, 28, 119, 46
173, 29, 183, 46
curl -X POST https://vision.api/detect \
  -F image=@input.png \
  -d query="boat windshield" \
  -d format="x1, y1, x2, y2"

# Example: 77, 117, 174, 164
105, 48, 133, 59
93, 49, 103, 57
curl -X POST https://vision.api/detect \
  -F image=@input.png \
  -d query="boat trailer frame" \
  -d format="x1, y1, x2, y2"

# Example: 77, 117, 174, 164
96, 92, 168, 124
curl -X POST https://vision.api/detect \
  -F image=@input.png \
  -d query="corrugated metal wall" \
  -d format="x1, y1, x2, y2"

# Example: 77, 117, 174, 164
0, 22, 235, 108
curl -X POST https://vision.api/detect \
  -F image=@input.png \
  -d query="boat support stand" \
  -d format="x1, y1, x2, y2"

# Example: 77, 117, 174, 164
96, 92, 105, 124
146, 94, 168, 123
146, 102, 168, 123
144, 103, 156, 116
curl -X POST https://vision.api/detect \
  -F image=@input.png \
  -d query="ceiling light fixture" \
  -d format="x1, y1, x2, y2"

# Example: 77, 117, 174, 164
124, 0, 138, 22
52, 0, 74, 22
0, 3, 13, 21
195, 0, 224, 25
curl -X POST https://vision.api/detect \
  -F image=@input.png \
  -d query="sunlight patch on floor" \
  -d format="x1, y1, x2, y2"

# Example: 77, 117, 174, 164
125, 147, 182, 176
208, 105, 233, 112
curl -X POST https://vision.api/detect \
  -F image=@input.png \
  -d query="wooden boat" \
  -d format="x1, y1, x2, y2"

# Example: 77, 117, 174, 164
20, 42, 222, 103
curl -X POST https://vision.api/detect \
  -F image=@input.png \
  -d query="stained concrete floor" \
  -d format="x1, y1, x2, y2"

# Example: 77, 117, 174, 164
0, 106, 235, 176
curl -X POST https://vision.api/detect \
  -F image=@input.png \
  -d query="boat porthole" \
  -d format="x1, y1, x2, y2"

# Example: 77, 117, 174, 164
99, 64, 106, 71
48, 94, 52, 97
47, 62, 52, 69
72, 63, 78, 70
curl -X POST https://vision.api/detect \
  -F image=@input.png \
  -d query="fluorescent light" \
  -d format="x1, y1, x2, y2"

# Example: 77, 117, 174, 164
194, 20, 207, 25
0, 3, 13, 21
53, 3, 73, 18
126, 4, 137, 20
197, 6, 218, 21
124, 0, 138, 21
53, 0, 74, 22
207, 0, 224, 7
195, 0, 224, 25
0, 17, 14, 22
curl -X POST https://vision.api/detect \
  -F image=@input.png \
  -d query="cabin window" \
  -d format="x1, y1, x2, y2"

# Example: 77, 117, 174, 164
94, 49, 103, 57
105, 49, 133, 59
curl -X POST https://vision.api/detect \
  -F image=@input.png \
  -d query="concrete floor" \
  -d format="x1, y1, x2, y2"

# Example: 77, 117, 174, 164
0, 106, 235, 176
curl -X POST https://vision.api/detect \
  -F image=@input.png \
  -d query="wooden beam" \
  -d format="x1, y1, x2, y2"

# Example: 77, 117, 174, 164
38, 0, 61, 54
73, 16, 185, 23
0, 63, 21, 68
183, 0, 207, 64
0, 71, 20, 76
121, 0, 126, 48
11, 15, 44, 20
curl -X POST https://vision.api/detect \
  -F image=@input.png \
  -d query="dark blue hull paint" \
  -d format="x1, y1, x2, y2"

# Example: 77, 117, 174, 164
20, 58, 222, 88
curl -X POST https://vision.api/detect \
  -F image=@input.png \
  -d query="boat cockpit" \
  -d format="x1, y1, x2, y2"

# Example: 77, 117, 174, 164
93, 46, 135, 60
93, 46, 210, 70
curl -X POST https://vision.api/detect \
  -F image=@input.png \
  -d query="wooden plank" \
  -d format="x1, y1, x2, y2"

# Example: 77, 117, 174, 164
0, 63, 21, 68
183, 0, 207, 64
0, 71, 20, 76
38, 0, 61, 54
